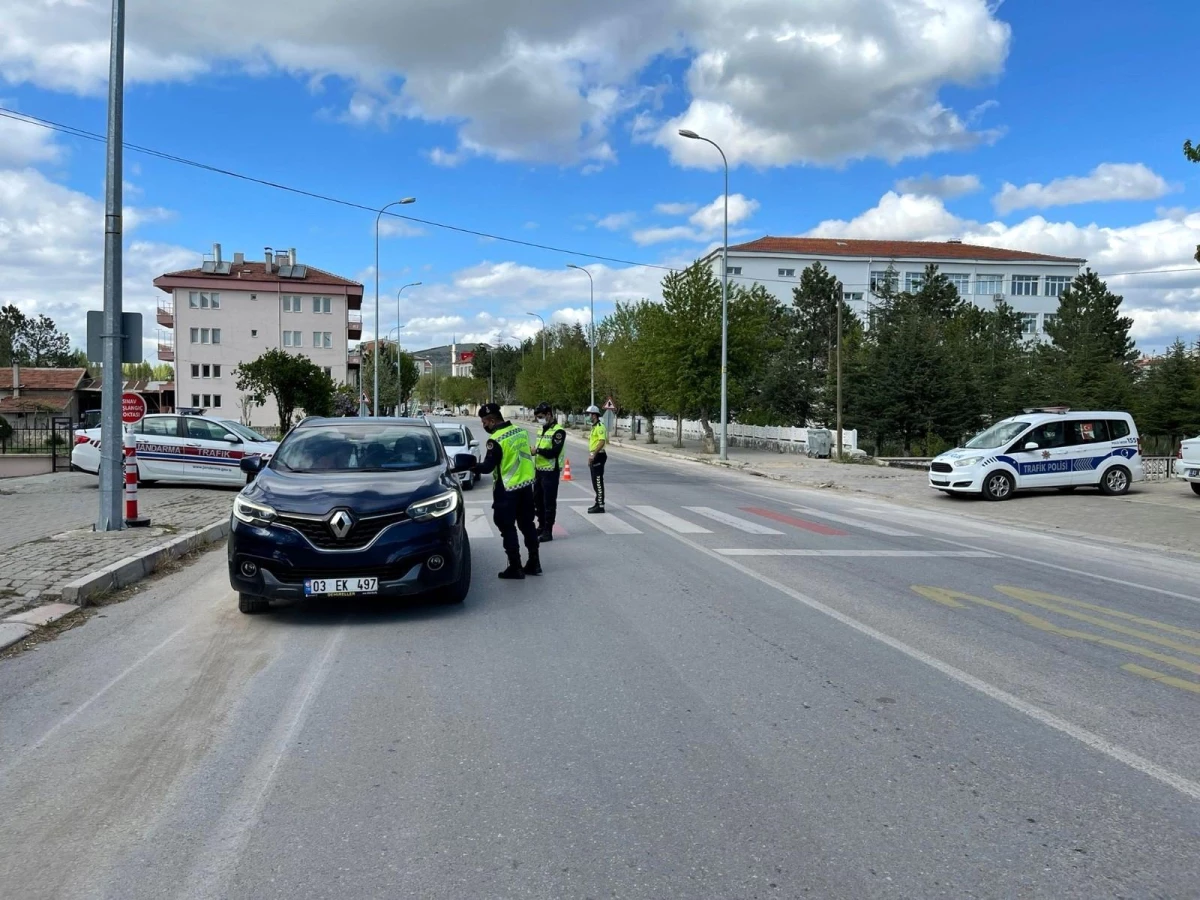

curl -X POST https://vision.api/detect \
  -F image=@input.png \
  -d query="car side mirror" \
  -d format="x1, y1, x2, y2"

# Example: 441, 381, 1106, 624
451, 453, 476, 473
1024, 441, 1039, 451
224, 433, 242, 444
240, 455, 266, 475
469, 441, 479, 449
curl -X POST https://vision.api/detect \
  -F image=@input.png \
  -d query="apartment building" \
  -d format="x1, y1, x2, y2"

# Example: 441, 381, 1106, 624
705, 238, 1085, 338
153, 244, 364, 426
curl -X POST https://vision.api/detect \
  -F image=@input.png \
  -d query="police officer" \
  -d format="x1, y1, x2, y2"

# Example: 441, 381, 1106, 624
586, 404, 607, 514
531, 402, 567, 541
474, 403, 541, 579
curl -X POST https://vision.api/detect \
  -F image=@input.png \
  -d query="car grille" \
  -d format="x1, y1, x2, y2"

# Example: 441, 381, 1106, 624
276, 510, 409, 550
930, 462, 953, 473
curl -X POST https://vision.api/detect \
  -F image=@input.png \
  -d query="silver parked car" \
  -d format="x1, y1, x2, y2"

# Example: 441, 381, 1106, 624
434, 423, 484, 489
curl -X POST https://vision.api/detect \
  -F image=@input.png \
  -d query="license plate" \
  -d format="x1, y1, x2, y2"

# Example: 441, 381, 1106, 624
304, 577, 378, 596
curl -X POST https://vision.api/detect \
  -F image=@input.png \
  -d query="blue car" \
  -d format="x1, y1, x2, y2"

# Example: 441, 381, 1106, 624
228, 417, 477, 614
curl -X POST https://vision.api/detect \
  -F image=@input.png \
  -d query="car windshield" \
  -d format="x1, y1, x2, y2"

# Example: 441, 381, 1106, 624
272, 424, 442, 472
436, 428, 465, 447
964, 420, 1030, 449
222, 421, 270, 443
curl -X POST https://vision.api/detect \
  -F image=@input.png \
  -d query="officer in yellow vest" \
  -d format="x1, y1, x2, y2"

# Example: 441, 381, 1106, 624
586, 404, 608, 514
532, 402, 567, 541
474, 403, 541, 579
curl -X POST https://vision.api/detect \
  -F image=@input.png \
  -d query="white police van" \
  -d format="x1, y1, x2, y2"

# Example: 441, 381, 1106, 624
929, 408, 1143, 500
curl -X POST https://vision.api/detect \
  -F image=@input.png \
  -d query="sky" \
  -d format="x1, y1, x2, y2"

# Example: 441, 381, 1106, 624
1, 0, 1199, 359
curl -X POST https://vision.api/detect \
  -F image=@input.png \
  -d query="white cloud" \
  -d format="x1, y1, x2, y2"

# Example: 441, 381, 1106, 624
378, 219, 426, 238
596, 211, 637, 231
807, 191, 1200, 350
427, 147, 466, 168
994, 163, 1173, 214
633, 192, 759, 245
655, 201, 699, 216
894, 173, 981, 198
0, 0, 1010, 170
0, 111, 63, 167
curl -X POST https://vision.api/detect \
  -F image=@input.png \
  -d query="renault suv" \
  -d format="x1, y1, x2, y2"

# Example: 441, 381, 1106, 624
228, 418, 476, 614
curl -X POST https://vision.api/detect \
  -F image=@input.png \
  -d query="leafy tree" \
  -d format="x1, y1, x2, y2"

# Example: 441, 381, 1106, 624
14, 314, 72, 366
235, 349, 335, 433
1185, 139, 1200, 163
361, 344, 420, 414
123, 361, 155, 380
1135, 339, 1200, 447
332, 384, 359, 417
602, 301, 665, 442
0, 304, 27, 367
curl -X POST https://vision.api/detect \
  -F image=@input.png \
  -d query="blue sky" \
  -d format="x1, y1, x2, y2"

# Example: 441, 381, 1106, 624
1, 0, 1198, 355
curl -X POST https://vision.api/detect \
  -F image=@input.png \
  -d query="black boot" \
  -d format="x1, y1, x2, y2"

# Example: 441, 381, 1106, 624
523, 553, 542, 576
538, 528, 553, 542
587, 504, 605, 514
498, 553, 525, 579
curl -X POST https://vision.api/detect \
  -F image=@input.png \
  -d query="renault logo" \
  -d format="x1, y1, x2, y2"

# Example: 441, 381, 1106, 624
328, 509, 355, 539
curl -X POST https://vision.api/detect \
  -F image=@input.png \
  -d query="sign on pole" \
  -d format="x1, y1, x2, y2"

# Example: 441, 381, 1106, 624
603, 397, 616, 411
121, 391, 147, 424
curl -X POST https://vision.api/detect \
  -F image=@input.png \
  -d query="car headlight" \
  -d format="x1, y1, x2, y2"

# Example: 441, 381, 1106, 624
952, 456, 983, 468
407, 490, 459, 522
233, 494, 277, 525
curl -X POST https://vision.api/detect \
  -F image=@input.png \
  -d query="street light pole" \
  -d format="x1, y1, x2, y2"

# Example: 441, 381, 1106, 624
678, 129, 729, 461
395, 282, 420, 415
526, 312, 546, 360
567, 265, 595, 406
373, 197, 416, 416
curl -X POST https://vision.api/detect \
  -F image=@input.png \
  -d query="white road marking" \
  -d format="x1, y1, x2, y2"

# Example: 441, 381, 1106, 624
626, 508, 1200, 803
792, 506, 918, 537
716, 549, 995, 557
570, 505, 641, 534
465, 508, 496, 540
628, 505, 712, 533
684, 507, 783, 534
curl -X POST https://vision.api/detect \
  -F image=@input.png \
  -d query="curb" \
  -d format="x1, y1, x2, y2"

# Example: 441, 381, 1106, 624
0, 517, 231, 653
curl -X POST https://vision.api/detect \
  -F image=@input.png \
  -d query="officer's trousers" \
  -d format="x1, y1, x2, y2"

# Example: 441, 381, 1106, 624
533, 469, 560, 531
492, 485, 539, 561
589, 451, 607, 507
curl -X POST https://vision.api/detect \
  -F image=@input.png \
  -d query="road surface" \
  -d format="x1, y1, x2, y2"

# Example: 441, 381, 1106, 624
1, 447, 1198, 898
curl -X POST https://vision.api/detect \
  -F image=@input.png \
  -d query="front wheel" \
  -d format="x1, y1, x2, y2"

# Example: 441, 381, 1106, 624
1100, 466, 1131, 496
438, 534, 471, 605
238, 592, 270, 614
1192, 482, 1200, 496
982, 470, 1015, 501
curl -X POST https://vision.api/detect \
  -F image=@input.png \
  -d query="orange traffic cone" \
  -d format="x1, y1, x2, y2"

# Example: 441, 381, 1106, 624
562, 459, 573, 481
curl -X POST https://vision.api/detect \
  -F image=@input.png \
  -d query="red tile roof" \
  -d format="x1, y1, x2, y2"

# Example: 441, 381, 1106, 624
13, 368, 88, 391
727, 237, 1085, 264
0, 391, 75, 413
154, 262, 362, 290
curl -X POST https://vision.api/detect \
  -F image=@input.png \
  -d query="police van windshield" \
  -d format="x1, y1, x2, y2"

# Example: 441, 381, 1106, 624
964, 421, 1030, 450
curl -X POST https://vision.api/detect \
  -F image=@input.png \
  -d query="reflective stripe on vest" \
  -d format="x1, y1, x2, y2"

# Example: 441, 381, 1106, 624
492, 424, 536, 490
534, 424, 566, 471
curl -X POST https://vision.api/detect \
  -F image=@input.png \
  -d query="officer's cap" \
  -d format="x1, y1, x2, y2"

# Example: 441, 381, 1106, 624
478, 403, 502, 419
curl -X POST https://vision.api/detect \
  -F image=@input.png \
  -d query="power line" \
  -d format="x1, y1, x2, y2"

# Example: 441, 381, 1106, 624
1, 105, 1197, 289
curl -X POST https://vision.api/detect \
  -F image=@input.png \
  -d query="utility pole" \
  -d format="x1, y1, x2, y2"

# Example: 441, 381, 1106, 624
98, 0, 125, 531
835, 298, 843, 461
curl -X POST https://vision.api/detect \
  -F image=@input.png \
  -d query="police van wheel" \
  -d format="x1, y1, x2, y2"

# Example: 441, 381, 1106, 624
982, 471, 1014, 501
1100, 466, 1131, 496
1191, 483, 1200, 496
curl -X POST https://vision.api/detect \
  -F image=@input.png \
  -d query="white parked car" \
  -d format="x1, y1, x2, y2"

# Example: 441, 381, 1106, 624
434, 422, 483, 489
72, 414, 278, 487
1176, 435, 1200, 495
929, 409, 1144, 500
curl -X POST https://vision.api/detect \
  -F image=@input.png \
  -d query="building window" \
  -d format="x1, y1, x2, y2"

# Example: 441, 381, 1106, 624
313, 296, 331, 314
976, 274, 1004, 296
904, 271, 925, 292
284, 331, 302, 348
323, 367, 333, 378
947, 273, 971, 295
313, 331, 332, 349
191, 394, 200, 407
870, 270, 897, 293
212, 395, 222, 408
200, 328, 210, 344
1012, 275, 1039, 296
777, 268, 795, 278
1045, 276, 1071, 298
250, 293, 258, 301
283, 295, 302, 313
189, 327, 199, 343
202, 394, 212, 407
212, 328, 221, 344
251, 329, 258, 338
1043, 313, 1058, 332
189, 292, 200, 309
212, 364, 221, 378
726, 266, 742, 276
202, 364, 211, 378
1019, 313, 1038, 335
843, 292, 863, 302
191, 364, 200, 378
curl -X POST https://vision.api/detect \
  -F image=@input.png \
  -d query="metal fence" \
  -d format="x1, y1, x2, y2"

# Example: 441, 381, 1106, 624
0, 419, 75, 470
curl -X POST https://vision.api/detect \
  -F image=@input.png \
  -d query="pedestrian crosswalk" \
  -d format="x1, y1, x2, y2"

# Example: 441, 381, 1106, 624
464, 499, 945, 544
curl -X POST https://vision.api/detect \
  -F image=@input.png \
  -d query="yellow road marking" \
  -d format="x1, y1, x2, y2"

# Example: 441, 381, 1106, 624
992, 586, 1200, 642
994, 587, 1200, 658
1121, 664, 1200, 694
910, 586, 1200, 678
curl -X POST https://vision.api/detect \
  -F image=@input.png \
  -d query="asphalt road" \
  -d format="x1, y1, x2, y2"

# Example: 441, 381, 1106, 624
1, 445, 1198, 899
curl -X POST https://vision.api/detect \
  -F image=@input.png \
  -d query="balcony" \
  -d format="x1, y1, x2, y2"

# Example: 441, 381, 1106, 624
347, 351, 362, 368
347, 311, 362, 339
156, 300, 174, 328
157, 343, 175, 362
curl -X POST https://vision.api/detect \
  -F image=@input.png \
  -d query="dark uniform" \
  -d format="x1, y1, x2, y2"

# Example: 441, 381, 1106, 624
532, 403, 567, 541
475, 405, 541, 578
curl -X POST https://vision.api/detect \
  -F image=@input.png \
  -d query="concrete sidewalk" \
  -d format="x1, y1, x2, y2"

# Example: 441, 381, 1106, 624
0, 473, 236, 623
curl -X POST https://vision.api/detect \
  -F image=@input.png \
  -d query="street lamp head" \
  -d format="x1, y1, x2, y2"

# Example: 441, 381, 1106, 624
399, 197, 416, 204
678, 128, 701, 139
567, 263, 582, 271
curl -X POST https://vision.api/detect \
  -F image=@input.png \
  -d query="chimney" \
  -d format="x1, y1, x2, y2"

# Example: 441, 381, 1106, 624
233, 251, 244, 266
12, 363, 19, 399
264, 248, 274, 274
289, 247, 297, 265
213, 242, 222, 264
275, 250, 288, 267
